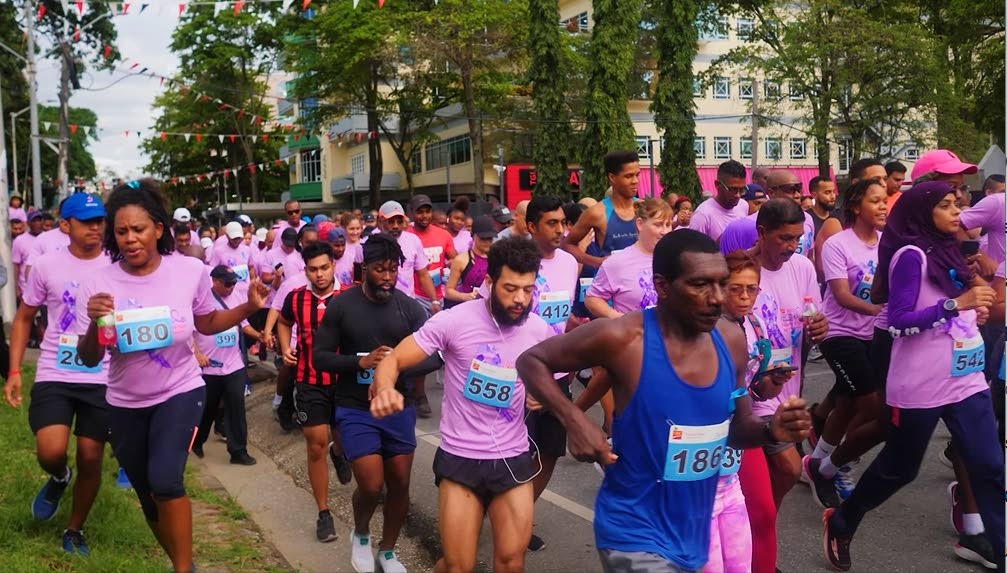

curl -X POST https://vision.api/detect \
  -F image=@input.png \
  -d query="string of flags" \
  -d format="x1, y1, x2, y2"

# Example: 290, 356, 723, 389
164, 155, 295, 187
36, 0, 399, 21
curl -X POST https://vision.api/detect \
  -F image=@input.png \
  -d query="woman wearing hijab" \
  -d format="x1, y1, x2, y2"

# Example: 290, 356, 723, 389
822, 181, 1002, 572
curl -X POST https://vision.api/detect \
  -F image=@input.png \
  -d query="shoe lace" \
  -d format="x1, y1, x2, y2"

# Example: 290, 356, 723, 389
835, 467, 855, 493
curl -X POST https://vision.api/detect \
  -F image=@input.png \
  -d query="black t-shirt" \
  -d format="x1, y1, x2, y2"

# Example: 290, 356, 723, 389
313, 285, 436, 410
809, 208, 841, 237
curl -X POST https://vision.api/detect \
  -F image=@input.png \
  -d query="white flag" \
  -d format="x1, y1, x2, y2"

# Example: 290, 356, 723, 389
218, 135, 225, 143
184, 133, 191, 142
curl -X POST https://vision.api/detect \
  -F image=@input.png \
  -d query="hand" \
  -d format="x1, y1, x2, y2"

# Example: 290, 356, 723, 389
195, 352, 210, 368
358, 346, 393, 370
752, 368, 792, 401
525, 394, 543, 412
976, 305, 990, 326
805, 312, 828, 343
4, 373, 23, 408
467, 291, 480, 301
274, 265, 285, 280
86, 293, 115, 322
954, 286, 996, 311
769, 396, 811, 443
966, 253, 997, 280
567, 412, 618, 466
263, 332, 275, 351
247, 277, 270, 310
370, 387, 405, 419
431, 301, 442, 315
282, 347, 297, 366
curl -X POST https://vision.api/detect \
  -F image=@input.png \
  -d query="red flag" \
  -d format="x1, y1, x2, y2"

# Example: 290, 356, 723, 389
76, 1, 84, 15
229, 135, 236, 143
160, 132, 167, 141
180, 85, 190, 94
223, 170, 230, 179
36, 5, 46, 20
233, 1, 244, 14
249, 163, 257, 174
122, 3, 130, 13
172, 177, 178, 185
195, 133, 203, 142
69, 124, 78, 134
262, 134, 269, 143
103, 45, 112, 59
236, 109, 245, 119
178, 3, 186, 16
294, 134, 301, 142
275, 159, 282, 166
302, 0, 311, 9
130, 62, 139, 70
378, 0, 385, 7
73, 27, 80, 42
197, 174, 203, 182
123, 130, 129, 137
159, 77, 165, 86
254, 115, 262, 126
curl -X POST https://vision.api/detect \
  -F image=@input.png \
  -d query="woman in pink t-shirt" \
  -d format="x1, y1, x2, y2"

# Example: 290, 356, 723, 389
76, 180, 268, 573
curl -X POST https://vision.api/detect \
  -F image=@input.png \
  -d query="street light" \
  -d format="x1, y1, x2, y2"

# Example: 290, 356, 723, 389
9, 105, 31, 197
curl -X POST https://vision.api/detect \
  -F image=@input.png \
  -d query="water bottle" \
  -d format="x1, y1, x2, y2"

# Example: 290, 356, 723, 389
97, 314, 116, 345
801, 296, 818, 325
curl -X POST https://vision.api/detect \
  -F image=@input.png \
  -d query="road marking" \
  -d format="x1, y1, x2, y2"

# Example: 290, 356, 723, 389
415, 431, 595, 523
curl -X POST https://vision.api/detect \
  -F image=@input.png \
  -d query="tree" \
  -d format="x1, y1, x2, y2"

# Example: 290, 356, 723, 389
0, 1, 29, 196
38, 105, 97, 181
579, 0, 643, 198
527, 0, 572, 196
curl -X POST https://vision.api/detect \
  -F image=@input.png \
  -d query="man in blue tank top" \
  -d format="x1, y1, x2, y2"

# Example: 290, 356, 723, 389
518, 230, 811, 572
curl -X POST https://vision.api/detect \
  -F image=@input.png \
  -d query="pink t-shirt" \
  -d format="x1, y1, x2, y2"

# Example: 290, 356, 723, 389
821, 229, 881, 341
272, 219, 305, 248
77, 254, 217, 408
413, 299, 552, 459
452, 229, 473, 256
408, 225, 455, 300
394, 232, 428, 297
266, 246, 305, 280
960, 193, 1005, 264
476, 248, 579, 337
11, 232, 38, 292
746, 210, 815, 258
996, 261, 1006, 280
27, 228, 71, 265
348, 241, 364, 264
689, 198, 749, 242
208, 242, 254, 297
194, 287, 249, 377
586, 243, 657, 314
334, 252, 355, 288
22, 249, 112, 385
751, 254, 820, 416
271, 273, 308, 312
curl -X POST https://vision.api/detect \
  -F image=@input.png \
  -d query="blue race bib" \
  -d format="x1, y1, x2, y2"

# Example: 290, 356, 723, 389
999, 352, 1005, 381
214, 328, 238, 348
114, 307, 174, 354
853, 273, 874, 301
56, 334, 101, 373
720, 446, 743, 476
356, 353, 373, 385
663, 420, 730, 482
232, 264, 250, 282
578, 278, 592, 302
463, 359, 516, 409
537, 291, 571, 326
951, 335, 985, 377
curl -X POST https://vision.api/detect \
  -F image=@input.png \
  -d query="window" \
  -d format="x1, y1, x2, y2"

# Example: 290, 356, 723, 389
839, 140, 852, 171
694, 137, 706, 159
736, 17, 754, 40
788, 83, 803, 101
713, 77, 730, 99
905, 148, 919, 160
300, 149, 321, 183
635, 137, 653, 160
577, 12, 589, 32
693, 79, 704, 98
739, 78, 753, 100
763, 81, 781, 100
740, 137, 753, 159
351, 153, 365, 175
425, 135, 472, 171
713, 137, 732, 159
790, 138, 807, 159
410, 146, 422, 174
764, 138, 782, 160
698, 15, 729, 40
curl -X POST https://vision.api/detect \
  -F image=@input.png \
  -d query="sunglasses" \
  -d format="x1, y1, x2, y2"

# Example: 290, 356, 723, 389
727, 284, 761, 297
287, 209, 301, 215
773, 183, 803, 194
223, 280, 237, 288
716, 180, 747, 195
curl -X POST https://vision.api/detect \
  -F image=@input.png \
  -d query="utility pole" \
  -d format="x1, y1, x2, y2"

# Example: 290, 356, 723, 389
751, 79, 760, 170
57, 42, 71, 200
24, 0, 43, 210
0, 74, 20, 323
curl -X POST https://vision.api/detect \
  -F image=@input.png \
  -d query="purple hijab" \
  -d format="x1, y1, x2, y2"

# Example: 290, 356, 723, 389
872, 180, 972, 303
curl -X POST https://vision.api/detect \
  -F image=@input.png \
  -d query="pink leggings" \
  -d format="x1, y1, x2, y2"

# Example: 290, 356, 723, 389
738, 447, 777, 573
704, 475, 752, 572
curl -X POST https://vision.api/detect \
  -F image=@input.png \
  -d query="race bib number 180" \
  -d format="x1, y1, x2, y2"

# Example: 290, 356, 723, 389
115, 307, 174, 354
663, 420, 730, 482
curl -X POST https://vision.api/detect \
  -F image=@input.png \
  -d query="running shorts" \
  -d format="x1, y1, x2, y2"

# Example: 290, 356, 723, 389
28, 381, 109, 441
334, 405, 417, 462
432, 448, 535, 507
525, 410, 567, 459
293, 383, 337, 427
821, 336, 879, 397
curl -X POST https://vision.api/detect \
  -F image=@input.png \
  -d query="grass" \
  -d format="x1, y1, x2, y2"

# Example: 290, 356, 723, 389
0, 365, 287, 572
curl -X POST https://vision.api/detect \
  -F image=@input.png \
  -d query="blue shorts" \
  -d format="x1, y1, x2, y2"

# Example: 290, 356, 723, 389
334, 405, 417, 462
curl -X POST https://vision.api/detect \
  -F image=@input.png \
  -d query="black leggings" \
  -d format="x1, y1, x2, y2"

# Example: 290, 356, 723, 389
195, 371, 248, 455
109, 386, 205, 522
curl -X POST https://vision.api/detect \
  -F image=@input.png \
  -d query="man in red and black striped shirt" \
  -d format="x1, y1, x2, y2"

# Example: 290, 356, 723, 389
277, 241, 343, 542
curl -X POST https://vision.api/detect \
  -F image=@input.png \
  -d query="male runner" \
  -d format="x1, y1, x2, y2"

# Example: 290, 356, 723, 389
273, 199, 306, 247
371, 237, 553, 573
515, 229, 811, 572
761, 170, 818, 261
689, 159, 750, 242
11, 210, 43, 301
210, 222, 255, 297
314, 234, 442, 573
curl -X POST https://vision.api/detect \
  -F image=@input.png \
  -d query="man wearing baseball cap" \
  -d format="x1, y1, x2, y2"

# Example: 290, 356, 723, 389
208, 222, 254, 298
173, 207, 200, 246
377, 201, 437, 302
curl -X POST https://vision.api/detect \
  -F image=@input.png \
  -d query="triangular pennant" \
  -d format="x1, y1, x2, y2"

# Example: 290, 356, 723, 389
160, 132, 167, 141
180, 177, 187, 184
129, 62, 139, 70
90, 126, 99, 137
258, 163, 264, 171
140, 3, 148, 13
75, 1, 84, 16
122, 3, 130, 14
178, 3, 186, 16
352, 0, 359, 8
302, 0, 311, 9
59, 0, 69, 15
159, 77, 165, 86
73, 26, 80, 42
213, 1, 225, 15
184, 133, 191, 142
223, 170, 230, 179
195, 133, 203, 142
138, 67, 148, 74
378, 0, 385, 7
69, 124, 78, 134
172, 177, 178, 185
249, 163, 257, 173
274, 159, 282, 166
123, 130, 129, 137
236, 109, 245, 119
42, 121, 51, 131
233, 0, 245, 15
136, 131, 141, 138
282, 0, 294, 10
251, 135, 257, 143
262, 134, 268, 143
218, 135, 225, 143
103, 45, 112, 59
229, 135, 236, 143
36, 4, 46, 20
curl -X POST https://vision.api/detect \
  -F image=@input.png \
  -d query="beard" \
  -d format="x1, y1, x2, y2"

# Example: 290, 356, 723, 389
365, 274, 394, 302
489, 288, 532, 327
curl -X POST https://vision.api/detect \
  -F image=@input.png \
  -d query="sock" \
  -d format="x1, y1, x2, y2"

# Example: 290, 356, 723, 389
819, 456, 839, 479
963, 513, 985, 536
53, 466, 71, 483
318, 509, 330, 518
378, 551, 396, 562
354, 531, 370, 543
272, 394, 282, 406
812, 438, 837, 460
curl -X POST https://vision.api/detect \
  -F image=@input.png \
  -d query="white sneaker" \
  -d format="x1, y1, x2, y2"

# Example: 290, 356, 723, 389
350, 531, 375, 573
377, 550, 407, 573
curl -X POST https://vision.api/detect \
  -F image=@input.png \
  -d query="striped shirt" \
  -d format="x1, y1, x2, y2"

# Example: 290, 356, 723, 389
281, 286, 337, 385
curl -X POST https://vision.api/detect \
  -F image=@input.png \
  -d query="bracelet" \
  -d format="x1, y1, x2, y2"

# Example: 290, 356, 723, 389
8, 370, 20, 376
761, 419, 775, 443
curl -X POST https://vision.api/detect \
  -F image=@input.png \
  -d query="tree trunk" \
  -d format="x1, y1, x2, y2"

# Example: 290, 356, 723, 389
460, 53, 485, 200
366, 64, 383, 208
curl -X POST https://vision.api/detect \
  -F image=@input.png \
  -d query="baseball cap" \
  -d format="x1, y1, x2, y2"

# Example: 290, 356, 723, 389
911, 149, 978, 180
61, 192, 106, 221
237, 214, 253, 226
409, 194, 433, 213
199, 237, 213, 249
281, 227, 298, 247
224, 221, 244, 239
379, 201, 406, 219
28, 210, 44, 222
173, 207, 192, 223
363, 213, 376, 223
254, 227, 268, 242
326, 227, 347, 242
209, 265, 239, 283
743, 183, 767, 201
312, 214, 330, 225
472, 215, 497, 240
491, 205, 513, 224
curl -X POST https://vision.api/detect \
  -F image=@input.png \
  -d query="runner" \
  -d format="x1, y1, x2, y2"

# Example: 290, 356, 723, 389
370, 237, 553, 573
672, 196, 693, 230
339, 212, 365, 264
496, 200, 530, 241
75, 179, 268, 573
814, 159, 888, 268
444, 215, 496, 309
208, 222, 255, 297
326, 227, 356, 288
314, 234, 443, 573
3, 192, 110, 555
824, 181, 1003, 571
172, 207, 199, 245
884, 161, 908, 211
515, 229, 811, 573
277, 241, 346, 543
190, 265, 263, 466
762, 170, 818, 261
11, 210, 43, 301
272, 199, 306, 248
689, 160, 749, 242
447, 198, 473, 255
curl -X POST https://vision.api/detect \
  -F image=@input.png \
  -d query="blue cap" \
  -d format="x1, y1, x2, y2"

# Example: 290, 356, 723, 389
61, 192, 106, 221
743, 183, 766, 201
326, 227, 346, 242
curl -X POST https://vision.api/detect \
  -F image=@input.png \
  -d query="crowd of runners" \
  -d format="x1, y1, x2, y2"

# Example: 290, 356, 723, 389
1, 147, 1004, 573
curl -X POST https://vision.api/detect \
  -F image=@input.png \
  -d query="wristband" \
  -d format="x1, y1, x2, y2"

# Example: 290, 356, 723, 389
8, 370, 20, 376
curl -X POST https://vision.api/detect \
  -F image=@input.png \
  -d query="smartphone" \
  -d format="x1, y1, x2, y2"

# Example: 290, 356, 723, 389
274, 262, 284, 270
960, 240, 980, 257
768, 366, 799, 375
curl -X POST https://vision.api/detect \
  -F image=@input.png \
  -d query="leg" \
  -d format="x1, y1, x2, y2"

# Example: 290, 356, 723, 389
380, 453, 414, 550
193, 375, 223, 449
738, 448, 776, 573
531, 455, 558, 501
221, 371, 249, 455
719, 480, 752, 573
765, 446, 801, 508
434, 479, 486, 573
703, 483, 726, 573
351, 454, 385, 535
486, 482, 535, 573
302, 424, 331, 510
109, 405, 165, 552
35, 425, 72, 476
66, 436, 105, 531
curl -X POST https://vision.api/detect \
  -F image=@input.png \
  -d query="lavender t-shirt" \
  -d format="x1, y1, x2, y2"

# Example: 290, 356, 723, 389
413, 299, 552, 459
11, 232, 37, 292
821, 229, 881, 341
586, 244, 657, 314
22, 249, 112, 385
77, 254, 217, 408
745, 211, 815, 258
194, 287, 249, 377
476, 249, 579, 336
452, 229, 473, 255
751, 254, 821, 416
208, 242, 254, 296
27, 228, 71, 265
334, 252, 355, 289
690, 199, 749, 242
394, 232, 429, 297
960, 193, 1005, 264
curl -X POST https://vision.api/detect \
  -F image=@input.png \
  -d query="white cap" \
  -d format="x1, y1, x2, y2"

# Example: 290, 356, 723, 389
255, 227, 268, 242
224, 221, 243, 239
238, 214, 253, 226
199, 237, 213, 249
173, 207, 192, 223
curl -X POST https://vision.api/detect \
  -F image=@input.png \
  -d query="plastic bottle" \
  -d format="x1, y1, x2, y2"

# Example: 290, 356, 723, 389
801, 296, 818, 325
96, 314, 116, 345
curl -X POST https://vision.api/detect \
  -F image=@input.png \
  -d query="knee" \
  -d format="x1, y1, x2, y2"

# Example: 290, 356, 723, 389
306, 437, 328, 461
36, 447, 67, 471
147, 467, 186, 501
356, 476, 385, 499
494, 551, 525, 573
441, 557, 477, 573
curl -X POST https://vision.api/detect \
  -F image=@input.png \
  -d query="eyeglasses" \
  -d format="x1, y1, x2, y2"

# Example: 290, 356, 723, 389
727, 284, 761, 297
286, 209, 301, 215
222, 281, 237, 288
716, 180, 747, 195
773, 183, 803, 194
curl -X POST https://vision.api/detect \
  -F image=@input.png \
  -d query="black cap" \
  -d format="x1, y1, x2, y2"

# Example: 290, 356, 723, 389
363, 213, 376, 223
472, 215, 497, 239
209, 265, 239, 283
281, 227, 298, 247
491, 205, 513, 224
409, 194, 433, 213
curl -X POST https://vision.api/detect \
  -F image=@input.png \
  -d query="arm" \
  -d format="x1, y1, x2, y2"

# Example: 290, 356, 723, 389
11, 263, 20, 299
263, 308, 280, 349
193, 339, 210, 368
370, 336, 434, 418
277, 317, 296, 366
445, 254, 476, 303
241, 324, 262, 341
561, 206, 606, 268
585, 296, 622, 319
3, 302, 41, 407
814, 218, 842, 283
572, 367, 612, 411
193, 277, 268, 335
828, 277, 881, 316
887, 252, 995, 332
416, 269, 439, 309
76, 293, 114, 368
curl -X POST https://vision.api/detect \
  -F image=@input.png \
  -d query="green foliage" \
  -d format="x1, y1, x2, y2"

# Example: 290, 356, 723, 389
0, 1, 30, 195
527, 0, 571, 196
35, 1, 120, 70
39, 105, 98, 181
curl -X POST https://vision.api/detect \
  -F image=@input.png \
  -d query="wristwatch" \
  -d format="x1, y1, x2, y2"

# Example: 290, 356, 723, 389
761, 419, 775, 443
942, 298, 959, 313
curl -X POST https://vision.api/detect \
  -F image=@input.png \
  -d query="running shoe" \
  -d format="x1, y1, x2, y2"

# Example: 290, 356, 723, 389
528, 533, 546, 551
230, 451, 258, 466
955, 533, 997, 569
115, 467, 132, 490
329, 443, 353, 485
809, 345, 824, 361
244, 383, 252, 397
376, 550, 407, 573
939, 440, 954, 469
316, 510, 337, 543
62, 529, 89, 556
822, 508, 851, 571
350, 531, 375, 572
948, 481, 964, 535
31, 468, 72, 521
414, 395, 432, 419
834, 465, 855, 501
803, 456, 840, 509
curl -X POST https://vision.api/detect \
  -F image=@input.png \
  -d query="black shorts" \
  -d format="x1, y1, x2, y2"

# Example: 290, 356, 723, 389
870, 327, 893, 389
293, 383, 337, 427
28, 381, 109, 441
525, 410, 567, 459
821, 336, 880, 397
433, 448, 536, 507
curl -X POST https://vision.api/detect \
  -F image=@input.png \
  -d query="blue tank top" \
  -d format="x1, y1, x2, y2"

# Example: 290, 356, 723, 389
594, 308, 736, 570
579, 197, 639, 282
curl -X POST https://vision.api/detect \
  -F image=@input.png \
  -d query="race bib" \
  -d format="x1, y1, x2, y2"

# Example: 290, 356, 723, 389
769, 346, 793, 369
663, 420, 730, 482
56, 334, 101, 373
430, 269, 443, 288
214, 328, 238, 348
115, 306, 174, 353
951, 335, 985, 377
796, 232, 813, 256
999, 352, 1005, 381
537, 291, 571, 325
853, 273, 873, 301
578, 278, 592, 302
463, 359, 515, 409
720, 446, 743, 476
356, 352, 373, 385
232, 264, 249, 282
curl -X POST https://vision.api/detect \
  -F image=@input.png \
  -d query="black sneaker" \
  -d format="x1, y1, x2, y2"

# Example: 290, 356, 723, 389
61, 528, 90, 556
415, 395, 432, 419
328, 443, 353, 485
528, 533, 546, 551
277, 409, 296, 433
316, 510, 337, 543
804, 455, 840, 509
822, 508, 851, 571
191, 443, 204, 459
229, 451, 257, 466
955, 533, 997, 569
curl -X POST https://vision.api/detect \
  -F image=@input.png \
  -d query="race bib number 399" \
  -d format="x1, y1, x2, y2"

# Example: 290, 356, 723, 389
663, 420, 730, 482
463, 359, 515, 408
115, 306, 174, 354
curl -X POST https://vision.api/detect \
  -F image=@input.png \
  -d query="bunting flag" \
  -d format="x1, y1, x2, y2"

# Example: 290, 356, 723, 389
73, 26, 80, 42
122, 3, 130, 14
140, 3, 149, 13
233, 0, 244, 14
178, 3, 186, 16
59, 0, 69, 15
195, 133, 203, 142
75, 1, 84, 16
69, 124, 78, 134
160, 131, 167, 140
123, 130, 129, 137
42, 121, 51, 131
378, 0, 385, 7
103, 44, 112, 59
302, 0, 311, 9
130, 62, 139, 70
184, 133, 191, 142
218, 135, 225, 143
36, 4, 46, 20
352, 0, 359, 7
